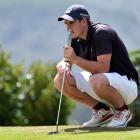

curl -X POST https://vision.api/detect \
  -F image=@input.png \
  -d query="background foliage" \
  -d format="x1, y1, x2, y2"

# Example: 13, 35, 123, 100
0, 47, 74, 126
129, 49, 140, 126
0, 47, 139, 126
0, 47, 24, 125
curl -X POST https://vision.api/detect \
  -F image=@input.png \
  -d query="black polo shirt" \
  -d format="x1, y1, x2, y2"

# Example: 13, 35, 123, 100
71, 22, 139, 86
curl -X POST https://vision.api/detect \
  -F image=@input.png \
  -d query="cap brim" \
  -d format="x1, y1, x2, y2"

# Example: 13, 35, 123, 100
58, 14, 74, 21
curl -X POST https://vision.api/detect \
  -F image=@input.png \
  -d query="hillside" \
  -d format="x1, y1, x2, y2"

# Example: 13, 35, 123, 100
0, 0, 140, 67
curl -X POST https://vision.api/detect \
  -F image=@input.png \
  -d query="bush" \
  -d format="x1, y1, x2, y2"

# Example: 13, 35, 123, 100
20, 61, 75, 125
0, 47, 75, 125
129, 49, 140, 126
0, 47, 24, 125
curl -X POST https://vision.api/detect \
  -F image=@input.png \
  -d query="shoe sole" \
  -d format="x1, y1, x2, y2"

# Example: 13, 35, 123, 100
107, 113, 132, 128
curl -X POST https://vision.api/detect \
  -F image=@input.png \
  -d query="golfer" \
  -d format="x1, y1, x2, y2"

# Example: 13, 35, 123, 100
54, 4, 139, 127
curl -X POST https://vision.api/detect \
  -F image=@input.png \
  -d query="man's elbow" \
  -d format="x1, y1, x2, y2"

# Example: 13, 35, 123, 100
100, 64, 110, 73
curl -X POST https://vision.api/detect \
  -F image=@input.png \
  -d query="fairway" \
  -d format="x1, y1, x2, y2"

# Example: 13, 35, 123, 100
0, 126, 140, 140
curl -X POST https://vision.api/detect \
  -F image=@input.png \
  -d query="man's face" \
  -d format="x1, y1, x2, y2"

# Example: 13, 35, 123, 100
64, 19, 85, 39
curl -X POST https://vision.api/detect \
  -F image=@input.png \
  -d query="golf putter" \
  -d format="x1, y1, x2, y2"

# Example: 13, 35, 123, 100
48, 31, 72, 135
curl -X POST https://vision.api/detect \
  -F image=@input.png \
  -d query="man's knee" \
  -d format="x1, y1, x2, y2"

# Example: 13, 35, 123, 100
89, 74, 105, 91
89, 74, 109, 98
54, 74, 62, 91
54, 73, 70, 92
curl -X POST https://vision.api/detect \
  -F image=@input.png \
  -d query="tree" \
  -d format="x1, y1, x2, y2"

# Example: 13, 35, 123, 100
129, 49, 140, 126
0, 47, 75, 125
20, 61, 75, 125
0, 47, 24, 125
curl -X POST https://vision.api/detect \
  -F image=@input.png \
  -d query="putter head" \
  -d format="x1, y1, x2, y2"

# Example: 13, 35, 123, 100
48, 131, 59, 135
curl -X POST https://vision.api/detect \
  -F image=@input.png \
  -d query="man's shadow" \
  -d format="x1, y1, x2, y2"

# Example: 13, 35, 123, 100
64, 126, 139, 134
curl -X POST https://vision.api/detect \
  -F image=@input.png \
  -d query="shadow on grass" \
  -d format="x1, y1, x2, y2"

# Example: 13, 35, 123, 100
64, 126, 140, 134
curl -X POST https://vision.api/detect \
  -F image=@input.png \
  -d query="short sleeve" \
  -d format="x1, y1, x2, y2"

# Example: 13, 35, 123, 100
94, 30, 112, 56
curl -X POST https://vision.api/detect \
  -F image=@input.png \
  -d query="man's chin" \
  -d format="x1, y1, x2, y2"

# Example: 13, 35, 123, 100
72, 34, 78, 39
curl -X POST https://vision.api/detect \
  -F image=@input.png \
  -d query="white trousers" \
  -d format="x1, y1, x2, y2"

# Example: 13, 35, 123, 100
72, 71, 138, 105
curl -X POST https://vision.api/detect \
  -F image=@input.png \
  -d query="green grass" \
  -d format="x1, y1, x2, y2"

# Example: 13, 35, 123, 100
0, 126, 140, 140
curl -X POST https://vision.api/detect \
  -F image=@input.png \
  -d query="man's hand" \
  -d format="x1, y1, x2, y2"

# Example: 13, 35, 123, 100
56, 61, 71, 74
65, 71, 76, 87
56, 60, 76, 86
64, 45, 78, 64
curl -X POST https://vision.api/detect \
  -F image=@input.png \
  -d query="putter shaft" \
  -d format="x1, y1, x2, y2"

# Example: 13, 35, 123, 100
55, 31, 72, 133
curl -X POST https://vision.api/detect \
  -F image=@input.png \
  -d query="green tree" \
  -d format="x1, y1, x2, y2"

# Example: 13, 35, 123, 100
0, 47, 24, 125
129, 49, 140, 126
0, 47, 75, 126
20, 61, 75, 125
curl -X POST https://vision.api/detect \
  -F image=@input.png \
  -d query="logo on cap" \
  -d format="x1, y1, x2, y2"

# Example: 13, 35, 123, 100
65, 8, 73, 14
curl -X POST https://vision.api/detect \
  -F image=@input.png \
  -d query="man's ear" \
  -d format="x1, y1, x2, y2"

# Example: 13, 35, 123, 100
81, 18, 87, 25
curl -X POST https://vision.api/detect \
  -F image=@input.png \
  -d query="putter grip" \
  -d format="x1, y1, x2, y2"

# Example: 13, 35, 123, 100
64, 31, 72, 62
67, 31, 72, 46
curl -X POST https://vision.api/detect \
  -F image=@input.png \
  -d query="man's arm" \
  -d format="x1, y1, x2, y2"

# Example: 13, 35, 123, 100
74, 54, 112, 73
64, 45, 111, 73
56, 58, 73, 73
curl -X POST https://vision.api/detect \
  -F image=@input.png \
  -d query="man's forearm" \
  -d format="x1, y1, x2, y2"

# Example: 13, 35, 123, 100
73, 56, 109, 73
